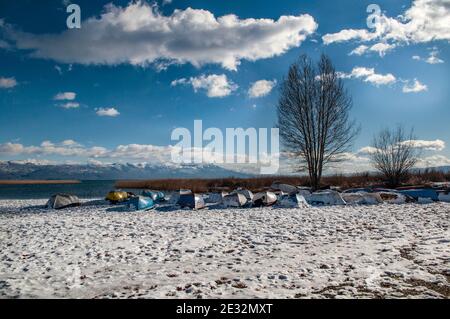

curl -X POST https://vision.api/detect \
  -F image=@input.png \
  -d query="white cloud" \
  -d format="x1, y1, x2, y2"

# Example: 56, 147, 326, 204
417, 155, 450, 167
54, 92, 76, 100
323, 0, 450, 55
0, 140, 107, 158
340, 67, 427, 93
339, 67, 396, 86
323, 29, 378, 45
412, 48, 445, 64
402, 139, 445, 151
357, 146, 378, 155
62, 139, 82, 147
358, 139, 445, 156
369, 42, 396, 57
172, 74, 237, 98
402, 79, 428, 93
348, 43, 397, 57
0, 77, 18, 89
349, 45, 369, 56
3, 2, 318, 71
426, 50, 445, 64
0, 142, 25, 154
96, 107, 120, 117
248, 79, 277, 98
59, 102, 80, 109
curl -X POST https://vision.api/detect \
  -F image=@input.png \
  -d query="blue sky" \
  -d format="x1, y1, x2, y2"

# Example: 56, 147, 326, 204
0, 0, 449, 172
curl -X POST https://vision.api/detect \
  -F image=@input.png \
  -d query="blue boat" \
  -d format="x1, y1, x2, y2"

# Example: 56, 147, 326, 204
142, 190, 165, 202
398, 189, 439, 201
128, 196, 155, 211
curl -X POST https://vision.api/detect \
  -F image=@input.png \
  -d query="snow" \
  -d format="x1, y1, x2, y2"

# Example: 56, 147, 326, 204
0, 199, 449, 299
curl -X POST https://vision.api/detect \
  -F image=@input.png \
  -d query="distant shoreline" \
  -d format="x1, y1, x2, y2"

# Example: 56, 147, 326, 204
0, 180, 81, 185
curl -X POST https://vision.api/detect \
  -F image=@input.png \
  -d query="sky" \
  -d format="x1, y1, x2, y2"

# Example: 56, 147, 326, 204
0, 0, 449, 173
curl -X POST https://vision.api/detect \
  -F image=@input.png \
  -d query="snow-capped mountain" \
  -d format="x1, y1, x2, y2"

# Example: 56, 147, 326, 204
0, 161, 251, 180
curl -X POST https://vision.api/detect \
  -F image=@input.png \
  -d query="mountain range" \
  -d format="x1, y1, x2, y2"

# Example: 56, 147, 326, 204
0, 161, 251, 180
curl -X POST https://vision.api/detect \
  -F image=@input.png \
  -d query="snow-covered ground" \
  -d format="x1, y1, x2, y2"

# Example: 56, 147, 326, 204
0, 199, 449, 299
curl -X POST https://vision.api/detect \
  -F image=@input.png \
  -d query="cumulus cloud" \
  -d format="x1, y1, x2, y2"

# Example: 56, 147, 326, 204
402, 139, 445, 151
0, 140, 107, 158
3, 1, 318, 71
323, 0, 450, 55
0, 77, 18, 89
61, 139, 82, 147
402, 79, 428, 93
425, 50, 445, 64
413, 47, 445, 64
358, 139, 445, 155
369, 42, 396, 57
59, 102, 80, 109
323, 29, 378, 45
0, 140, 177, 164
417, 155, 450, 167
96, 107, 120, 117
339, 67, 396, 86
357, 146, 379, 155
349, 45, 369, 56
171, 74, 237, 98
54, 92, 76, 100
349, 43, 396, 57
248, 79, 277, 98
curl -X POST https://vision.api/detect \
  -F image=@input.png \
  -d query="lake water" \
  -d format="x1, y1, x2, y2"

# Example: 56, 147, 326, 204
0, 180, 127, 199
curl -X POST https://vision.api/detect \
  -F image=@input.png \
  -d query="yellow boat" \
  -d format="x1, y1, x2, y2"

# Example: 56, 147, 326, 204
105, 191, 129, 204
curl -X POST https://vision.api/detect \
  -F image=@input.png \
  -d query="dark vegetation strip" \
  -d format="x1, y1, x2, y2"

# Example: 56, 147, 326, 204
115, 170, 450, 192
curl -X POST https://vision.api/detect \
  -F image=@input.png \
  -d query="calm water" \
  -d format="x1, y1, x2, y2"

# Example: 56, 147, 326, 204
0, 180, 123, 199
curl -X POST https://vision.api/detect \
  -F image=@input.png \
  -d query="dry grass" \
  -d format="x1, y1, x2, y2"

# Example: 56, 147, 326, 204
0, 180, 81, 185
115, 170, 450, 192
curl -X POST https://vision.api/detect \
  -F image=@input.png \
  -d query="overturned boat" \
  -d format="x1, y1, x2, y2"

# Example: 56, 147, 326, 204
46, 194, 81, 210
343, 188, 373, 194
277, 194, 310, 208
271, 182, 298, 195
376, 191, 412, 204
252, 191, 278, 207
438, 191, 450, 203
232, 188, 254, 203
142, 190, 165, 202
205, 191, 229, 204
177, 190, 205, 210
307, 190, 346, 206
397, 188, 439, 201
105, 191, 129, 204
341, 192, 383, 205
127, 196, 155, 211
222, 193, 248, 208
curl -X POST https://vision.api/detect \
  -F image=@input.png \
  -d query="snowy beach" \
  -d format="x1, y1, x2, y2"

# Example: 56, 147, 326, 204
0, 199, 449, 299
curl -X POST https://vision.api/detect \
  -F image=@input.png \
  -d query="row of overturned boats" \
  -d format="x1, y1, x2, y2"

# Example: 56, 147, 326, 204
45, 181, 450, 211
110, 181, 450, 211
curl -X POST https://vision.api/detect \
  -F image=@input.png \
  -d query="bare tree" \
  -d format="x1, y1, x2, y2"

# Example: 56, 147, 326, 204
370, 125, 419, 187
277, 54, 359, 190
